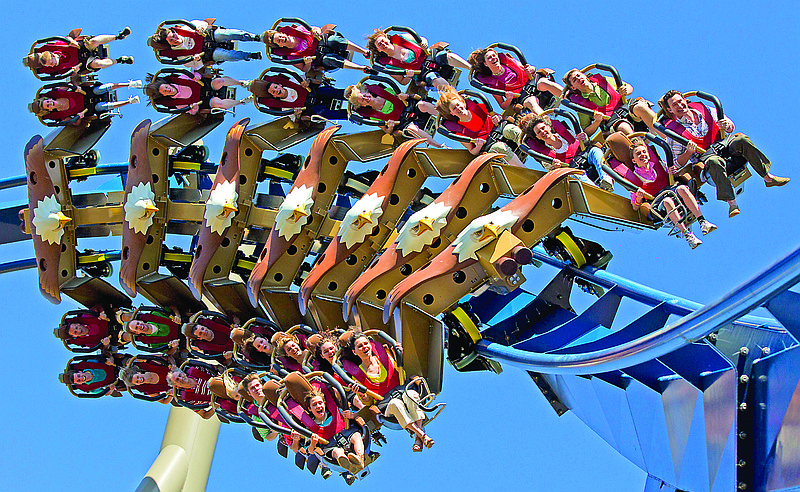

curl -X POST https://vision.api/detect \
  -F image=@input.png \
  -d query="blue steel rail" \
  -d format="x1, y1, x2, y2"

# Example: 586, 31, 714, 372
471, 245, 800, 492
477, 246, 800, 375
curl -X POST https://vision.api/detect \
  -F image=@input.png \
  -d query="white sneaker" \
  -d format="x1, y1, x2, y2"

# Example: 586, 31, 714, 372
599, 176, 614, 191
685, 232, 702, 249
128, 95, 140, 104
241, 80, 252, 90
240, 95, 254, 105
128, 80, 143, 89
699, 220, 717, 236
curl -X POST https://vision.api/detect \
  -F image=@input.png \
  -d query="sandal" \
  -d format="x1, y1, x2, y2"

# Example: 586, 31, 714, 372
412, 435, 423, 452
348, 452, 364, 471
337, 455, 355, 473
422, 435, 434, 449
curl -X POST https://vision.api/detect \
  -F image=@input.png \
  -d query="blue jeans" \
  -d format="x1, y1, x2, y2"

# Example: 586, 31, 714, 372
212, 48, 253, 62
584, 146, 608, 182
212, 28, 257, 42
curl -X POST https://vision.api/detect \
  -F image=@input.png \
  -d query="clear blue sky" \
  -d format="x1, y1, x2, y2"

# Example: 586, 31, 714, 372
2, 1, 798, 491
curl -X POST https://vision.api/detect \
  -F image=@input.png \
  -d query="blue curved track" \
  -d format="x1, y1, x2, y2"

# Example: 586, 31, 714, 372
468, 246, 800, 492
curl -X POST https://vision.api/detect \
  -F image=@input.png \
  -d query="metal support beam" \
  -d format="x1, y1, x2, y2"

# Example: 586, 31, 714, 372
136, 406, 221, 492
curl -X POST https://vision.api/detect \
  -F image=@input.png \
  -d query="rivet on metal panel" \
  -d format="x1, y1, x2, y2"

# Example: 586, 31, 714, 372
739, 403, 747, 411
739, 375, 749, 384
739, 347, 749, 356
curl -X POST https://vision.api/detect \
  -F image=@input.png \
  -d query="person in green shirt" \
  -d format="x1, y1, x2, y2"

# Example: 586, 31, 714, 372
562, 68, 658, 139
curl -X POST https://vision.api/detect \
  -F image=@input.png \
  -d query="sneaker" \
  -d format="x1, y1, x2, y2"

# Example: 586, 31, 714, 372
128, 95, 140, 104
250, 52, 262, 60
241, 80, 252, 90
729, 203, 740, 218
599, 176, 614, 191
320, 468, 332, 480
685, 232, 702, 249
766, 175, 790, 187
252, 34, 261, 42
116, 56, 134, 65
699, 219, 717, 235
117, 27, 131, 40
128, 79, 143, 89
240, 95, 254, 105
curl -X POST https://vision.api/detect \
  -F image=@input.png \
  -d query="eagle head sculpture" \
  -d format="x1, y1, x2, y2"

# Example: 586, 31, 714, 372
204, 180, 239, 235
395, 201, 451, 257
124, 182, 158, 235
451, 209, 519, 263
32, 194, 71, 245
338, 193, 385, 249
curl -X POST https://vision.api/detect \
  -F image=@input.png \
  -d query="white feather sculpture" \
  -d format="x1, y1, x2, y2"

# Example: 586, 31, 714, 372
274, 185, 314, 240
124, 182, 158, 235
32, 194, 71, 245
338, 193, 385, 249
204, 180, 239, 235
452, 209, 519, 263
395, 201, 451, 256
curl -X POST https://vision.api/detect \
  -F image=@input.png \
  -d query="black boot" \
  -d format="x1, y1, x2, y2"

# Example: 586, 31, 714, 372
116, 27, 131, 40
250, 52, 262, 60
116, 56, 134, 64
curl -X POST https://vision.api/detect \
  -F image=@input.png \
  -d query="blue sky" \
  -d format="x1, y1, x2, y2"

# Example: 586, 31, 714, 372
2, 1, 798, 491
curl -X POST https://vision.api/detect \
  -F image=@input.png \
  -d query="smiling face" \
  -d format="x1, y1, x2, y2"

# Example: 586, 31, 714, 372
448, 98, 470, 121
273, 32, 294, 47
667, 93, 689, 119
169, 369, 194, 389
158, 84, 178, 97
320, 341, 337, 363
354, 336, 372, 359
356, 92, 374, 106
127, 320, 153, 335
268, 83, 287, 98
284, 340, 303, 359
166, 30, 182, 47
247, 378, 264, 399
309, 395, 326, 420
483, 49, 500, 67
631, 144, 650, 167
131, 373, 146, 386
42, 98, 57, 112
72, 371, 93, 385
67, 323, 89, 337
533, 121, 555, 142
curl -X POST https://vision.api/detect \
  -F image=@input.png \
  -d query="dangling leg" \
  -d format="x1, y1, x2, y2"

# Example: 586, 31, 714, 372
209, 96, 245, 109
346, 41, 369, 57
445, 52, 472, 70
84, 33, 119, 50
676, 185, 716, 235
613, 120, 635, 135
631, 99, 660, 137
522, 95, 544, 115
211, 76, 245, 90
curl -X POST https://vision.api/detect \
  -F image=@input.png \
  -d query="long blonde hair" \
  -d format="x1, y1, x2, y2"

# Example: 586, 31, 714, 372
435, 85, 464, 121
